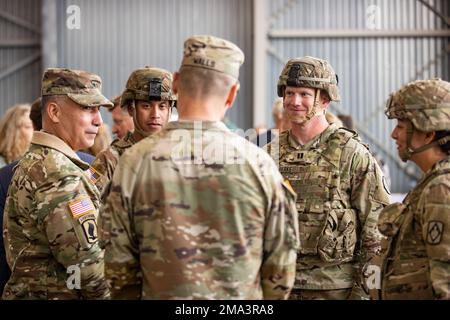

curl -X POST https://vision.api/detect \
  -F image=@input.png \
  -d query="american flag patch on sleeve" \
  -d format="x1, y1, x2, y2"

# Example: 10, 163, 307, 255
87, 166, 101, 184
68, 196, 96, 219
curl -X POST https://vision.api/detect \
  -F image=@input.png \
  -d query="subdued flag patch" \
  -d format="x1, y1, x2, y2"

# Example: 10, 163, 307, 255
68, 196, 95, 219
87, 166, 101, 184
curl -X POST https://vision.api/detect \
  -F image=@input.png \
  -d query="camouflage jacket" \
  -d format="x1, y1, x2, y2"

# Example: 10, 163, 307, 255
266, 124, 390, 295
378, 157, 450, 300
91, 131, 136, 195
2, 131, 109, 300
101, 121, 299, 299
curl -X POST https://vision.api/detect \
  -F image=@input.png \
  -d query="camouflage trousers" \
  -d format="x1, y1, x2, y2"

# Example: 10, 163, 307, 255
289, 288, 352, 300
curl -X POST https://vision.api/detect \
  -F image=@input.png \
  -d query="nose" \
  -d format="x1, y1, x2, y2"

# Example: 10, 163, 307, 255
391, 127, 398, 140
149, 105, 161, 118
92, 107, 103, 127
291, 93, 302, 106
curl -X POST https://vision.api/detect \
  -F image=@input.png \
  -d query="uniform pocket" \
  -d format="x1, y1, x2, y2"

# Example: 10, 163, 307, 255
297, 201, 328, 255
318, 209, 357, 263
383, 264, 433, 300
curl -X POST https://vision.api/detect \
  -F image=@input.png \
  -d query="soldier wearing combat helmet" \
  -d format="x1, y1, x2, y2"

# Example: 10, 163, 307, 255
379, 79, 450, 299
266, 56, 390, 300
91, 66, 177, 194
2, 68, 111, 299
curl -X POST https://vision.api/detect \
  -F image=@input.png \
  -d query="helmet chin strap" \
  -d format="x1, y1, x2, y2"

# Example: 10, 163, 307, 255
131, 100, 151, 139
292, 89, 322, 126
402, 120, 450, 162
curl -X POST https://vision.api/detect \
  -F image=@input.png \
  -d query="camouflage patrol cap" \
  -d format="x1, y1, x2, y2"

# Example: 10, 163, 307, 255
277, 56, 340, 101
41, 68, 113, 108
120, 66, 177, 108
181, 35, 244, 79
385, 79, 450, 132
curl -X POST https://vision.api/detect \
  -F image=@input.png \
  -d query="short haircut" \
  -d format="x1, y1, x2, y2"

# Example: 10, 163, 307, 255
178, 66, 236, 99
41, 95, 67, 116
29, 97, 42, 130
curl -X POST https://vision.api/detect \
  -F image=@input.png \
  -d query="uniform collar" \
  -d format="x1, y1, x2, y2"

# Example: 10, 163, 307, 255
427, 156, 450, 174
287, 123, 338, 150
31, 131, 90, 170
165, 120, 230, 131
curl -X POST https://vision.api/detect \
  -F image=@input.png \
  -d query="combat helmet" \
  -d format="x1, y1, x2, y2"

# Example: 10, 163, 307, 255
121, 66, 177, 108
120, 66, 177, 137
277, 56, 340, 125
385, 78, 450, 160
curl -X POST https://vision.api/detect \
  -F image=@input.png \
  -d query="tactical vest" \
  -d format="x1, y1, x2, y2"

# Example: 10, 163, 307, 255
278, 128, 359, 269
379, 167, 450, 300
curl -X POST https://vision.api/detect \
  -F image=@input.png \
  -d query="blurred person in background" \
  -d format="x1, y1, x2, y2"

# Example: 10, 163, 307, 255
0, 104, 33, 168
337, 114, 354, 131
253, 98, 291, 147
325, 111, 343, 127
110, 95, 134, 139
338, 113, 392, 191
83, 123, 112, 157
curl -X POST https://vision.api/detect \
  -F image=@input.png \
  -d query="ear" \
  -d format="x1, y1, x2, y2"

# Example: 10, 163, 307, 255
127, 103, 134, 117
46, 101, 61, 124
321, 96, 331, 109
424, 131, 436, 144
225, 82, 240, 109
172, 72, 179, 95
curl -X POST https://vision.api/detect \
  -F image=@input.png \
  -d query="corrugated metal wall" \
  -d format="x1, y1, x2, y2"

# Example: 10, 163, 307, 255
266, 0, 450, 193
0, 0, 41, 116
54, 0, 253, 129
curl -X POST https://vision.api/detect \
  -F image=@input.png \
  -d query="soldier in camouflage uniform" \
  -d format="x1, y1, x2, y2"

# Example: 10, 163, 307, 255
2, 68, 112, 299
101, 35, 299, 299
91, 67, 176, 195
266, 56, 391, 300
110, 95, 134, 140
379, 79, 450, 300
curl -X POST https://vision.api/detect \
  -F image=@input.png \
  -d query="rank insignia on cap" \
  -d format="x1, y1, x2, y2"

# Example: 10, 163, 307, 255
81, 218, 98, 244
68, 196, 96, 219
87, 166, 101, 184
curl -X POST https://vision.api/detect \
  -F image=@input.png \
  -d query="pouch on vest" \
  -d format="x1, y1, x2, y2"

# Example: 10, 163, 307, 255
318, 208, 357, 263
383, 258, 434, 300
297, 200, 328, 255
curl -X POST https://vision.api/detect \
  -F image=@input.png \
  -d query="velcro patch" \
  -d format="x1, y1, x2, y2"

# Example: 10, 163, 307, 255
68, 196, 96, 219
87, 166, 101, 184
426, 221, 444, 245
81, 219, 98, 244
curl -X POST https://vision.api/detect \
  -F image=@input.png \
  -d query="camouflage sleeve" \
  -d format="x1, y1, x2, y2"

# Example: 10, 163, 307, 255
34, 175, 109, 299
261, 178, 299, 300
421, 182, 450, 300
91, 148, 119, 195
102, 162, 141, 299
348, 147, 390, 299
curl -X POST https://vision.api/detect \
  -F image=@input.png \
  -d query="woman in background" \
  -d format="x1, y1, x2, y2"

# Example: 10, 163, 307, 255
0, 104, 33, 168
